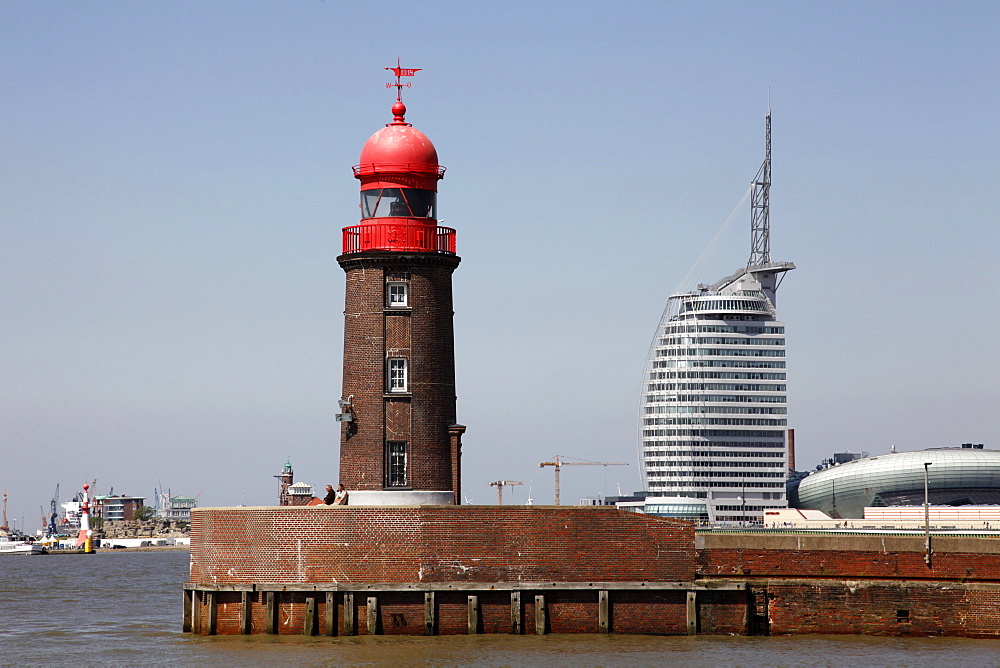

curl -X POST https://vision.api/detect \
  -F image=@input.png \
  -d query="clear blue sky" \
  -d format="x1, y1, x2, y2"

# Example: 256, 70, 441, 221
2, 1, 998, 526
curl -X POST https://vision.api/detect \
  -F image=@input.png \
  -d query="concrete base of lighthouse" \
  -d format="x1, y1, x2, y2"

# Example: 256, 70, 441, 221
348, 490, 454, 506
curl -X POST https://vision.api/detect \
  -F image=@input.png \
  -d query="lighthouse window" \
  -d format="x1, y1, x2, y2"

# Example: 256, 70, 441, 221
362, 188, 436, 218
387, 282, 408, 307
388, 358, 408, 392
388, 441, 407, 487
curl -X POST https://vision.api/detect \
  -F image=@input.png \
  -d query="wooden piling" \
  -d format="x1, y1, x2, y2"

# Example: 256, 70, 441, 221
424, 591, 436, 635
325, 591, 337, 636
342, 592, 355, 636
240, 591, 252, 635
266, 591, 278, 634
510, 591, 521, 634
467, 595, 479, 634
599, 590, 610, 633
191, 590, 202, 634
686, 590, 697, 635
305, 596, 317, 636
534, 594, 547, 635
205, 591, 217, 635
182, 589, 193, 633
367, 596, 378, 635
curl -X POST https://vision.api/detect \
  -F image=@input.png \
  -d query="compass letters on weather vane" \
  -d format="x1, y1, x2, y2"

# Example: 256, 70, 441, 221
385, 58, 422, 101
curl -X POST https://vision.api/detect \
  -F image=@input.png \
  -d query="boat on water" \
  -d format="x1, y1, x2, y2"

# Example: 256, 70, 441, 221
0, 535, 46, 555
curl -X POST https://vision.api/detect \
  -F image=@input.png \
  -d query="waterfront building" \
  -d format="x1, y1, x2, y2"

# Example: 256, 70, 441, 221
287, 482, 315, 506
155, 489, 199, 521
795, 445, 1000, 518
639, 113, 794, 524
161, 496, 197, 522
93, 495, 145, 521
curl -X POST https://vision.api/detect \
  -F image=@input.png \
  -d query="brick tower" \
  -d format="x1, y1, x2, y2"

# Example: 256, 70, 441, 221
337, 67, 465, 505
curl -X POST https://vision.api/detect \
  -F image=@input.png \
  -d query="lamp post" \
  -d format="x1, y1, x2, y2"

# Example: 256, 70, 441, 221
923, 462, 932, 567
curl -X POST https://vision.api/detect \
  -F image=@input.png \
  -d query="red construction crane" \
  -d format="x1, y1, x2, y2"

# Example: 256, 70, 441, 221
539, 456, 629, 506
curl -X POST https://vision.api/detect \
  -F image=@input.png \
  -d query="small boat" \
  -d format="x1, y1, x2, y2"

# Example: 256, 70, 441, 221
0, 535, 46, 555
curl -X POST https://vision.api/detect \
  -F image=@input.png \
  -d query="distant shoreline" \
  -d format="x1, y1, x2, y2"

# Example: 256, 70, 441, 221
102, 545, 190, 552
46, 545, 190, 554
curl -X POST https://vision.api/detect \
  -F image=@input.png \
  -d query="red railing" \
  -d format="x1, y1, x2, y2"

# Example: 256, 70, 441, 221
342, 222, 456, 255
353, 163, 446, 178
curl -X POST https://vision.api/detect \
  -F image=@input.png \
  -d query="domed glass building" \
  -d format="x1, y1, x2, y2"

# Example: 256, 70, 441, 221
795, 447, 1000, 518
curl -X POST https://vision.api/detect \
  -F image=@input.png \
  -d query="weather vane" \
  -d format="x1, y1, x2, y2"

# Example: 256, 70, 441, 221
385, 58, 422, 102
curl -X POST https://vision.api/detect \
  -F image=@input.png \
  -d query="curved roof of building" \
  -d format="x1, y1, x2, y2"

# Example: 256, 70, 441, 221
354, 102, 443, 184
358, 122, 438, 171
796, 448, 1000, 518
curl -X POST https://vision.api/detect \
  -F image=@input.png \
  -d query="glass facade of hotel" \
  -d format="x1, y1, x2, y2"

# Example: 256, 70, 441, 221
640, 263, 793, 523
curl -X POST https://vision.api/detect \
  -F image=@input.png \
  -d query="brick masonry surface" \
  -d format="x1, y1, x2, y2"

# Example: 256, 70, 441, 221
697, 536, 1000, 580
188, 505, 695, 586
765, 581, 1000, 637
186, 514, 1000, 637
696, 534, 1000, 637
338, 252, 460, 492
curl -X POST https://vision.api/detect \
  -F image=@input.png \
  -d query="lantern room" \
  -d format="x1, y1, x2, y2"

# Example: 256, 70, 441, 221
344, 101, 455, 255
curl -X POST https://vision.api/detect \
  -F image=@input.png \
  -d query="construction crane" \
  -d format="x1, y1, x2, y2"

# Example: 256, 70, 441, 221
488, 480, 523, 505
539, 456, 629, 506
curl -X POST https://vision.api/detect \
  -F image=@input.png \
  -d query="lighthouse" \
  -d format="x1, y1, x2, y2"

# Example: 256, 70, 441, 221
337, 65, 465, 505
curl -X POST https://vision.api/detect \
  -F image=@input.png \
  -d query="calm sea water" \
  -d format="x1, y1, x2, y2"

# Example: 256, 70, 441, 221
2, 550, 1000, 666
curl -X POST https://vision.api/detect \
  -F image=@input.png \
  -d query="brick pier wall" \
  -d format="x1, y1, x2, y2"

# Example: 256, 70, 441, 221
696, 533, 1000, 580
189, 505, 694, 586
185, 512, 1000, 637
697, 533, 1000, 637
186, 505, 741, 636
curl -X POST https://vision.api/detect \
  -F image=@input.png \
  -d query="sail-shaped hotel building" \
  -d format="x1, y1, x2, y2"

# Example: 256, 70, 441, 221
639, 114, 794, 524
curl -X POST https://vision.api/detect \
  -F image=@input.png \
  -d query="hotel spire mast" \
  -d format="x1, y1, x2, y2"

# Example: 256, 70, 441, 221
748, 110, 772, 268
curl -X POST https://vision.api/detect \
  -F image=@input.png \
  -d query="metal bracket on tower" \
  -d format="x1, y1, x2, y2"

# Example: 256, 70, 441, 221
336, 395, 355, 422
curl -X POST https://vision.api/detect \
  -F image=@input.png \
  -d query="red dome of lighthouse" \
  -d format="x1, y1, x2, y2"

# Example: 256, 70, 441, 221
354, 102, 445, 190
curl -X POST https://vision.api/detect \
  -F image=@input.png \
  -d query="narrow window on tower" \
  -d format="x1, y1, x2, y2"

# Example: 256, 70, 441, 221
387, 441, 407, 487
387, 358, 408, 393
387, 282, 408, 307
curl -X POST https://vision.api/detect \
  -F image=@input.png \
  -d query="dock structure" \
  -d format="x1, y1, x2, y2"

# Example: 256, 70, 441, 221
183, 508, 1000, 637
182, 579, 745, 636
182, 505, 757, 636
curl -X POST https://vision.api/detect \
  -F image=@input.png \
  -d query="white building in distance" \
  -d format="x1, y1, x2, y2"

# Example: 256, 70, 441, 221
639, 112, 793, 524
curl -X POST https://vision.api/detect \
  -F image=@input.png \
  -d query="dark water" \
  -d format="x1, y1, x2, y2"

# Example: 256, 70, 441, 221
3, 551, 1000, 666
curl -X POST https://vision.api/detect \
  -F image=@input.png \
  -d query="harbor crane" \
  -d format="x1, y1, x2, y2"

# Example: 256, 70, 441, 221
539, 456, 629, 506
487, 480, 523, 505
